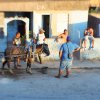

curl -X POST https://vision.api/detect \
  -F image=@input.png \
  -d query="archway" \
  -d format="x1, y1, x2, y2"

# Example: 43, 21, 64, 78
7, 20, 26, 45
4, 17, 29, 46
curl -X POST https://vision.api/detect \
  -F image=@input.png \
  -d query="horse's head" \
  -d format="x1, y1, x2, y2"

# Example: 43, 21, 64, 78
42, 44, 50, 56
36, 44, 50, 56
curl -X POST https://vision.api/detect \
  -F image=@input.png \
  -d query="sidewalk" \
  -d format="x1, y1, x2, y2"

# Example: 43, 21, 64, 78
1, 59, 100, 69
29, 60, 100, 69
0, 60, 100, 68
72, 59, 100, 68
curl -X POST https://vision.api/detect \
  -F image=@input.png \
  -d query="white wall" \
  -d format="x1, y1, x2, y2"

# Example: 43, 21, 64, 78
56, 13, 68, 33
32, 11, 88, 45
69, 11, 88, 24
33, 12, 42, 36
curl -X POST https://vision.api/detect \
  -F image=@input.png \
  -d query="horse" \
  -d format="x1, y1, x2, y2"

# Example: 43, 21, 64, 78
34, 43, 50, 64
1, 46, 32, 74
1, 43, 50, 74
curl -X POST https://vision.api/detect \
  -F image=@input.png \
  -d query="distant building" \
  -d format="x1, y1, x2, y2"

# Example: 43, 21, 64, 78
88, 0, 100, 37
0, 0, 89, 52
90, 0, 100, 7
89, 0, 100, 13
88, 13, 100, 37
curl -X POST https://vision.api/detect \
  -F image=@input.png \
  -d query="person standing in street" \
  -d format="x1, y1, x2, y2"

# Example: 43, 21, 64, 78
56, 36, 80, 78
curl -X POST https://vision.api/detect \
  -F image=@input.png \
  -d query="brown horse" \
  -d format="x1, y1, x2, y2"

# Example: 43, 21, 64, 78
1, 46, 31, 74
34, 44, 50, 64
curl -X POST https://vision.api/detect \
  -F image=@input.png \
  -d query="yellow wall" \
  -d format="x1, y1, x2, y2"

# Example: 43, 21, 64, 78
90, 0, 100, 7
0, 0, 89, 11
0, 12, 4, 27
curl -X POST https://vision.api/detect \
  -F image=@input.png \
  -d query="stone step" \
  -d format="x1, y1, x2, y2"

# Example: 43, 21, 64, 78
80, 38, 100, 60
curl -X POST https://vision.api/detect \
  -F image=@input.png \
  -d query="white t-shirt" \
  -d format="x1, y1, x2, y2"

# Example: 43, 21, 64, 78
37, 33, 45, 44
14, 38, 21, 46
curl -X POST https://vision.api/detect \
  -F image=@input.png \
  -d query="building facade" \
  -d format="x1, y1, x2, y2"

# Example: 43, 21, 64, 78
90, 0, 100, 7
0, 0, 89, 52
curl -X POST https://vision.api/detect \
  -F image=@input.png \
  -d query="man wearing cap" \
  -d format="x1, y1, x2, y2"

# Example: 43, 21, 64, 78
56, 29, 68, 43
36, 28, 50, 56
56, 36, 80, 78
37, 28, 46, 45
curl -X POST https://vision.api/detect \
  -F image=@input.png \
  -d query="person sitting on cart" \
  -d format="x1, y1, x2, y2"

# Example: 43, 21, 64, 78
13, 32, 21, 46
13, 32, 21, 67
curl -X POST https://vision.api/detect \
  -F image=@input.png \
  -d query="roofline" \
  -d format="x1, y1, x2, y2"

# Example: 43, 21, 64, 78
0, 0, 89, 11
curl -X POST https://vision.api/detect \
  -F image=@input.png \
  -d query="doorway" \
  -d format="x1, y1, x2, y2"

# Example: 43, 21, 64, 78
7, 20, 26, 45
42, 15, 50, 38
18, 21, 26, 37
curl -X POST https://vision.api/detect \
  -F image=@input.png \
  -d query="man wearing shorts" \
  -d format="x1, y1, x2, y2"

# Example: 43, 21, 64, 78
55, 36, 80, 78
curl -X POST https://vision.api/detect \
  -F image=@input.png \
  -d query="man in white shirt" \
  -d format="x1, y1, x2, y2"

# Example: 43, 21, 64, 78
37, 29, 46, 45
36, 29, 50, 56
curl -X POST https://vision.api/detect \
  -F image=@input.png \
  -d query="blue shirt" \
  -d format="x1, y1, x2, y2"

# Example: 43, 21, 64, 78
26, 38, 34, 51
26, 39, 34, 46
60, 42, 79, 61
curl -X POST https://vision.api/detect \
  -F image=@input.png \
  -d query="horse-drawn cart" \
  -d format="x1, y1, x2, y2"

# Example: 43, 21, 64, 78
1, 46, 33, 74
1, 44, 50, 75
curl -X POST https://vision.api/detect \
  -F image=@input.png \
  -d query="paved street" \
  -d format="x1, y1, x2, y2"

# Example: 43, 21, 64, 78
0, 60, 100, 100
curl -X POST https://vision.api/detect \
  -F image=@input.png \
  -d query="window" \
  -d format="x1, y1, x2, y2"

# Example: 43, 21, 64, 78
42, 15, 50, 38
